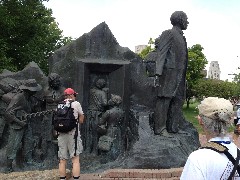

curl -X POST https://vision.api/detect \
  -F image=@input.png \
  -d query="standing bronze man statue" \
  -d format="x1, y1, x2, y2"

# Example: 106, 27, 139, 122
4, 79, 42, 172
42, 73, 65, 161
149, 11, 189, 137
0, 78, 22, 146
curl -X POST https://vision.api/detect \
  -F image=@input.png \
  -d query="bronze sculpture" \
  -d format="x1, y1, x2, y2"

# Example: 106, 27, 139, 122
0, 20, 201, 173
41, 73, 65, 160
4, 79, 42, 172
85, 78, 108, 154
98, 94, 124, 161
150, 11, 189, 137
0, 78, 23, 147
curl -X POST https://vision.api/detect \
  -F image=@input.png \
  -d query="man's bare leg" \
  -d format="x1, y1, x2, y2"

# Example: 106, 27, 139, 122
59, 159, 67, 179
72, 155, 80, 179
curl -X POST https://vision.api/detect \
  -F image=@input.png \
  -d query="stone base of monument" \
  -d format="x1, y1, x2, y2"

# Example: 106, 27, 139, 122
123, 134, 195, 169
122, 112, 200, 169
120, 112, 199, 169
81, 110, 199, 174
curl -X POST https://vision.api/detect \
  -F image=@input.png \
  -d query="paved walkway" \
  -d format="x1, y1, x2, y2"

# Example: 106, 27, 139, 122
0, 168, 183, 180
71, 168, 183, 180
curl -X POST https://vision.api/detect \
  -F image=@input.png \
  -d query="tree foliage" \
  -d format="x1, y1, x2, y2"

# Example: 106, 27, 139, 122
138, 38, 155, 59
0, 0, 72, 74
230, 68, 240, 97
186, 44, 208, 108
194, 79, 237, 99
233, 74, 240, 82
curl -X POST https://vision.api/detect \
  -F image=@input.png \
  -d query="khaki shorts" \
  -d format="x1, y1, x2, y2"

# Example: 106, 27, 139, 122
57, 130, 83, 160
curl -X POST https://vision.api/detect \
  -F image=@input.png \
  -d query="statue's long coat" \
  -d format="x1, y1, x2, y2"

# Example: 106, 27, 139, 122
154, 26, 188, 98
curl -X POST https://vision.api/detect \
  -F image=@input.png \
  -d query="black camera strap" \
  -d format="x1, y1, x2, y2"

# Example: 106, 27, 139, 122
226, 148, 240, 180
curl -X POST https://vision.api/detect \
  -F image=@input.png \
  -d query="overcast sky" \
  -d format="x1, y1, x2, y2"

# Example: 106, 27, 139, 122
44, 0, 240, 81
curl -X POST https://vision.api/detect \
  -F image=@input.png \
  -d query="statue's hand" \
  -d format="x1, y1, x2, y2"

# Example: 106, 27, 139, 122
14, 117, 27, 127
19, 120, 27, 127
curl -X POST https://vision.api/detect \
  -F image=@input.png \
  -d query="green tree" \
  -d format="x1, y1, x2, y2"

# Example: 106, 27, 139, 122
0, 0, 72, 74
138, 38, 155, 59
194, 79, 237, 99
186, 44, 208, 108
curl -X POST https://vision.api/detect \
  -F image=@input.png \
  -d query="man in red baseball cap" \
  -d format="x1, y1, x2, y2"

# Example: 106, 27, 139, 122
58, 87, 84, 180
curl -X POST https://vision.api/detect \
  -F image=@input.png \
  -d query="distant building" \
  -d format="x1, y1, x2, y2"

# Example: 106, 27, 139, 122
135, 45, 147, 54
208, 61, 221, 80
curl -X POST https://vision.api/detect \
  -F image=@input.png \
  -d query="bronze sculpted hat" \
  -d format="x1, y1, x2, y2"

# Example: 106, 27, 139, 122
198, 97, 233, 122
19, 79, 42, 92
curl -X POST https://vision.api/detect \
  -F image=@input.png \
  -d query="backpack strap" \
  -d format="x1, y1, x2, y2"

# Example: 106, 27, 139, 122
58, 99, 78, 156
201, 141, 240, 179
74, 120, 78, 156
69, 100, 78, 156
68, 100, 73, 108
228, 149, 240, 180
200, 141, 228, 153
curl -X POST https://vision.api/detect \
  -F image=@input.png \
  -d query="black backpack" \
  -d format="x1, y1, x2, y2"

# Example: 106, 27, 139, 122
53, 100, 77, 133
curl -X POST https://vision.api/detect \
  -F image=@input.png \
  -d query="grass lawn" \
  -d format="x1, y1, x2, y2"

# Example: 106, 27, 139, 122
183, 102, 203, 133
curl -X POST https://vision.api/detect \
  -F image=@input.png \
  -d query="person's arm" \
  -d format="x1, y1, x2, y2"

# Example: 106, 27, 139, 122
155, 30, 172, 76
4, 111, 27, 127
5, 93, 27, 127
79, 113, 84, 124
75, 101, 84, 124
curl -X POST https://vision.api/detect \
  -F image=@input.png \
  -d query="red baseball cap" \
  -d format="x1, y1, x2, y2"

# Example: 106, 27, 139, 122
64, 88, 78, 95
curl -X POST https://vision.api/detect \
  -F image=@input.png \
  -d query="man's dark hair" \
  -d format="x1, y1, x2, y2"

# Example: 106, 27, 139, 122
170, 11, 187, 26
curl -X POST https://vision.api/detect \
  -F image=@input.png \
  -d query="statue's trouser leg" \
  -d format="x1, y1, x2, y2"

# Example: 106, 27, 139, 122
41, 114, 54, 159
85, 116, 91, 152
167, 96, 185, 133
154, 97, 171, 134
22, 124, 33, 163
6, 159, 13, 172
0, 116, 6, 139
6, 127, 25, 170
92, 122, 99, 154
